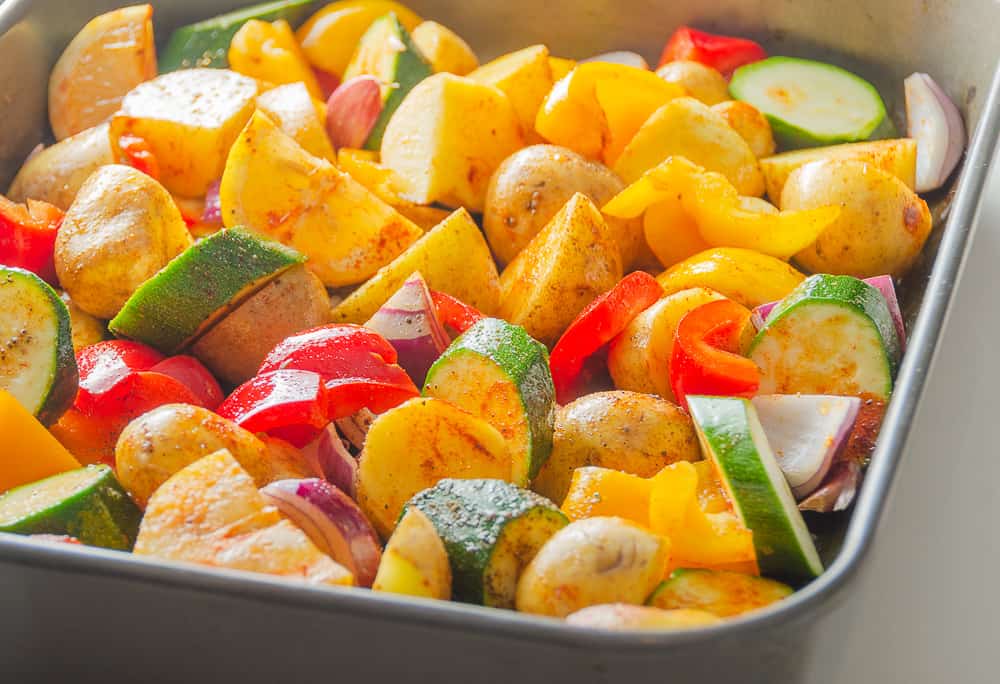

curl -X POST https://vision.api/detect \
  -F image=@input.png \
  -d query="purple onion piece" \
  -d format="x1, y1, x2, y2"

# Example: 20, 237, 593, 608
904, 72, 966, 193
202, 180, 222, 225
581, 51, 650, 70
798, 460, 863, 513
301, 424, 357, 498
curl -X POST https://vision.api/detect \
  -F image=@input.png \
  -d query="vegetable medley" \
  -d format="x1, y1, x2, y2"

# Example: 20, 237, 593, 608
0, 0, 967, 630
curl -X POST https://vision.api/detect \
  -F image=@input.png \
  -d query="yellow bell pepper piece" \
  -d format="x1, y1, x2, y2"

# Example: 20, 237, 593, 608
0, 390, 80, 494
229, 20, 323, 100
548, 57, 576, 81
561, 467, 653, 525
604, 156, 840, 260
296, 0, 423, 77
650, 461, 758, 573
535, 62, 685, 164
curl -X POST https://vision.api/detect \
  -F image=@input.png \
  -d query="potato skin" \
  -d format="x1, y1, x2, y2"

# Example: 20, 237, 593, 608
783, 160, 932, 278
115, 404, 313, 508
532, 391, 701, 504
515, 517, 669, 617
656, 61, 729, 105
7, 123, 114, 210
711, 100, 776, 159
55, 164, 192, 319
484, 145, 643, 267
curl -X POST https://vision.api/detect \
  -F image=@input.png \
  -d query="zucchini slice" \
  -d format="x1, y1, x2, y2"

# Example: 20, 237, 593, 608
648, 568, 793, 617
730, 56, 887, 149
0, 464, 141, 550
405, 478, 567, 608
343, 12, 433, 150
749, 274, 900, 401
0, 267, 77, 425
109, 227, 304, 354
423, 318, 555, 485
159, 0, 314, 72
687, 395, 823, 581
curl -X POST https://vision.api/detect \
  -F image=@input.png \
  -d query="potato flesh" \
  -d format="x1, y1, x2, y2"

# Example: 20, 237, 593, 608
135, 449, 353, 587
381, 73, 524, 212
54, 164, 192, 319
111, 69, 259, 197
411, 21, 480, 76
532, 390, 701, 504
356, 398, 513, 538
613, 97, 764, 196
469, 45, 553, 144
255, 82, 336, 162
711, 100, 777, 160
499, 193, 622, 345
515, 516, 669, 617
48, 5, 157, 141
656, 61, 729, 106
373, 509, 452, 600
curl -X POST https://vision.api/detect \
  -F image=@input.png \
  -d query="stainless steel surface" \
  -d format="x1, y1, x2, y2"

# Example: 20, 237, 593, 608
1, 1, 998, 681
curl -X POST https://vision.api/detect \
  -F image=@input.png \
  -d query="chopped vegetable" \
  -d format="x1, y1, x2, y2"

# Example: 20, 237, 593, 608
325, 75, 383, 149
658, 26, 766, 76
410, 21, 479, 76
648, 568, 793, 617
217, 370, 331, 447
0, 389, 80, 494
566, 604, 721, 630
582, 51, 650, 70
904, 72, 966, 192
429, 290, 485, 336
229, 19, 323, 99
0, 196, 63, 284
469, 45, 554, 143
372, 508, 451, 599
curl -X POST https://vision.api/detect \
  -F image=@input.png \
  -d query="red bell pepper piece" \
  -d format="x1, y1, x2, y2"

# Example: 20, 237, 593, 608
217, 369, 330, 447
117, 133, 160, 180
258, 324, 419, 418
669, 299, 760, 410
658, 26, 766, 76
149, 355, 224, 410
0, 195, 64, 284
550, 272, 664, 404
313, 67, 341, 101
430, 290, 484, 336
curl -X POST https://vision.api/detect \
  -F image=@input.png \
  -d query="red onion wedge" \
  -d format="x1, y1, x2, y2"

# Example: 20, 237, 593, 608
752, 394, 860, 499
261, 478, 381, 587
904, 72, 965, 193
798, 460, 862, 513
334, 408, 376, 452
301, 423, 357, 498
752, 275, 906, 351
201, 179, 222, 226
326, 75, 383, 150
365, 272, 450, 386
582, 51, 650, 70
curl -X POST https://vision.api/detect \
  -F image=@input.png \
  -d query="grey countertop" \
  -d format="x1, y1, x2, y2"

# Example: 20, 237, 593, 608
809, 151, 1000, 684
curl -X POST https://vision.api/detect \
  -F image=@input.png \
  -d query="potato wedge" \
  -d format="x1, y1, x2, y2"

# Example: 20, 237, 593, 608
59, 292, 107, 352
115, 403, 315, 508
411, 21, 479, 76
135, 449, 353, 587
372, 508, 452, 600
515, 517, 669, 617
356, 397, 513, 538
229, 20, 322, 99
469, 45, 553, 144
332, 208, 500, 323
220, 111, 422, 287
499, 193, 622, 345
607, 288, 726, 399
784, 159, 932, 278
49, 5, 156, 141
566, 604, 721, 630
110, 69, 259, 197
762, 138, 918, 205
484, 145, 644, 268
613, 97, 764, 196
7, 124, 114, 210
380, 73, 524, 212
256, 82, 336, 162
55, 164, 192, 319
656, 61, 729, 105
532, 391, 701, 504
657, 247, 806, 308
191, 264, 332, 385
711, 100, 776, 160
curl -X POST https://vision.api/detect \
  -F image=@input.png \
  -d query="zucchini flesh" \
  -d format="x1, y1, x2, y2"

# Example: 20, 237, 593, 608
750, 274, 899, 401
0, 267, 77, 425
343, 12, 432, 150
159, 0, 315, 72
405, 478, 567, 608
687, 396, 823, 581
423, 318, 555, 485
648, 568, 793, 617
0, 464, 141, 550
730, 56, 887, 149
109, 227, 304, 354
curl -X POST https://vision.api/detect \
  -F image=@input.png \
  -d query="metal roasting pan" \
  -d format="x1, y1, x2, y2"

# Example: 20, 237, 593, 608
0, 1, 998, 681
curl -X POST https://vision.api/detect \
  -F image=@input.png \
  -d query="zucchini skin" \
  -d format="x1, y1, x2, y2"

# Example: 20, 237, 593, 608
0, 267, 78, 426
424, 317, 555, 482
404, 478, 566, 605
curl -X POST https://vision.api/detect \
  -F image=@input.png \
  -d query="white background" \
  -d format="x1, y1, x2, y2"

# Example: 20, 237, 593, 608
810, 153, 1000, 683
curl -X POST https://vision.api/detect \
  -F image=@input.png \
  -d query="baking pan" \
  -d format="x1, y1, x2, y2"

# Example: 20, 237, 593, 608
0, 0, 998, 681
